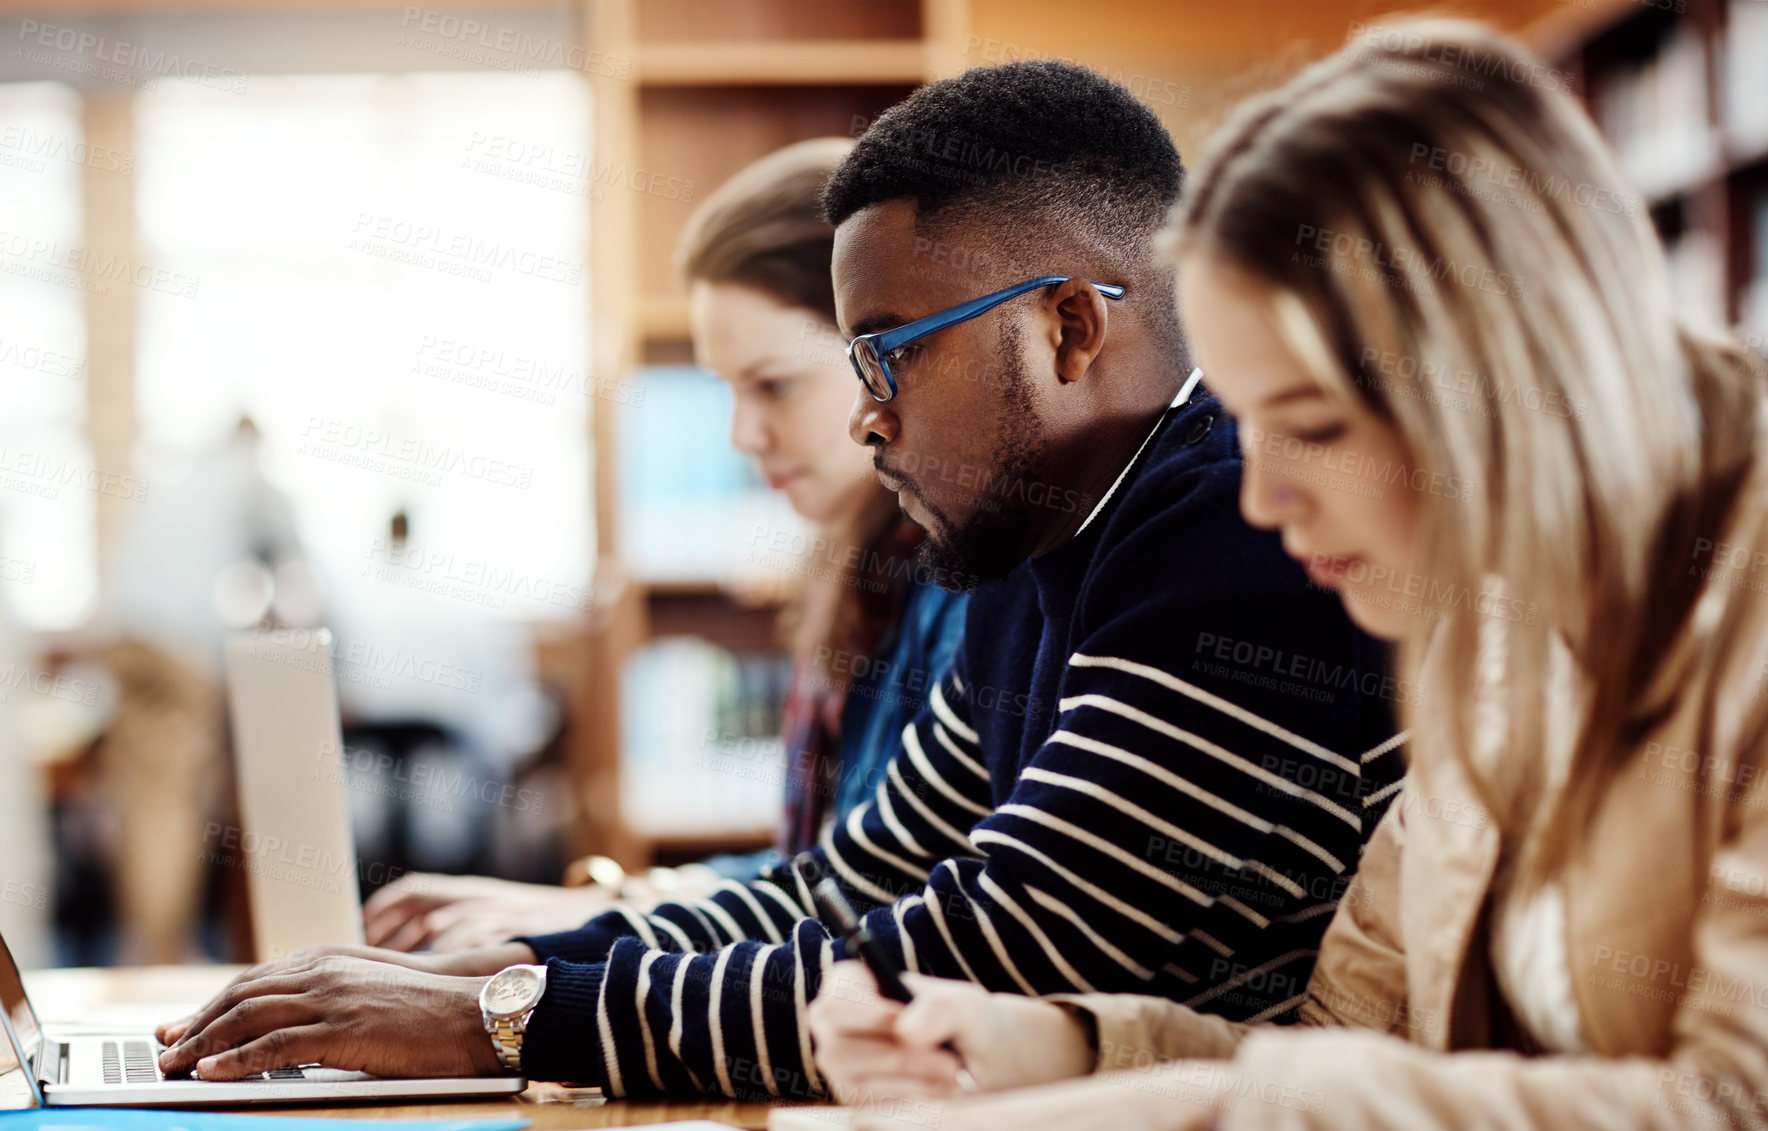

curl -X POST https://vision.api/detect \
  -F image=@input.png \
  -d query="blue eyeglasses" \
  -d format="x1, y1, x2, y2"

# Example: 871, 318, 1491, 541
846, 274, 1126, 403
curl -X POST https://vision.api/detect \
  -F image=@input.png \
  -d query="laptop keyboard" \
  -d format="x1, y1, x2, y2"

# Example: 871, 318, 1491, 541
97, 1039, 308, 1084
101, 1040, 163, 1084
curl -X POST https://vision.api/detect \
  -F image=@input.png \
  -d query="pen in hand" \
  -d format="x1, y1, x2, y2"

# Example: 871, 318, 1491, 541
794, 853, 981, 1095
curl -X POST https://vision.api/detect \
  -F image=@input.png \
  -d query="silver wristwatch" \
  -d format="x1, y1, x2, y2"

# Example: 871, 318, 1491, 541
479, 964, 548, 1074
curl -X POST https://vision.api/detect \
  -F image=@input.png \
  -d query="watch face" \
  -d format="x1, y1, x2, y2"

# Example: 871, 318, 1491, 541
484, 967, 544, 1015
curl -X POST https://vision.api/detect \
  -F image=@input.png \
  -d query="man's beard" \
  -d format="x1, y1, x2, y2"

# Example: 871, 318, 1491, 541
903, 321, 1048, 592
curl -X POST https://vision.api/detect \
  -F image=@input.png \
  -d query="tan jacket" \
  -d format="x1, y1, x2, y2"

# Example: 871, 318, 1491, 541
1057, 433, 1768, 1128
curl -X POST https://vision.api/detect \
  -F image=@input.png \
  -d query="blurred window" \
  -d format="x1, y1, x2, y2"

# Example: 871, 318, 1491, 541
133, 71, 594, 621
0, 81, 96, 630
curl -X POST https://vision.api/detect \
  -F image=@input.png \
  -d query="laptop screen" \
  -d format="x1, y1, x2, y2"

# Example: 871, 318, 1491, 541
0, 932, 42, 1080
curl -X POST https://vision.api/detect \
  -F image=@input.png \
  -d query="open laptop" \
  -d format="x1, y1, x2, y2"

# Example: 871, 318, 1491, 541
0, 927, 524, 1107
0, 627, 527, 1106
222, 627, 366, 961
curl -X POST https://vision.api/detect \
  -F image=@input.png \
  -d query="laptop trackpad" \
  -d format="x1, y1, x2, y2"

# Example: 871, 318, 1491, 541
243, 1066, 375, 1083
292, 1067, 375, 1083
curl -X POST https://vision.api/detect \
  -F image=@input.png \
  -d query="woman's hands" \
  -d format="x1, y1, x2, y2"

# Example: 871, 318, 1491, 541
153, 951, 509, 1080
363, 873, 616, 952
809, 965, 1230, 1131
807, 962, 1096, 1103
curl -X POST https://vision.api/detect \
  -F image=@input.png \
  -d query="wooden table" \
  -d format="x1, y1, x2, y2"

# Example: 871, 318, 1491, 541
1, 965, 808, 1128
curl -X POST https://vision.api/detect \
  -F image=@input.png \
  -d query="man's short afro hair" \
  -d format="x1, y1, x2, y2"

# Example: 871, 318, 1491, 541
825, 60, 1181, 228
824, 60, 1185, 333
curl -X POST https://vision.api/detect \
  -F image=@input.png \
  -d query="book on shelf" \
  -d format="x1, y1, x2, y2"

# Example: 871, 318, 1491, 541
1723, 0, 1768, 158
1595, 19, 1718, 201
1741, 186, 1768, 350
619, 364, 809, 585
1663, 227, 1727, 331
621, 635, 791, 836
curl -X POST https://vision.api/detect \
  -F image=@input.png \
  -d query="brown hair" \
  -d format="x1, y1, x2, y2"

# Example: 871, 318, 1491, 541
1170, 18, 1767, 882
680, 137, 911, 671
680, 136, 855, 325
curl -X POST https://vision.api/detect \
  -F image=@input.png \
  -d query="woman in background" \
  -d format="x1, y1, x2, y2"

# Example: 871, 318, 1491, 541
808, 20, 1768, 1129
364, 138, 967, 951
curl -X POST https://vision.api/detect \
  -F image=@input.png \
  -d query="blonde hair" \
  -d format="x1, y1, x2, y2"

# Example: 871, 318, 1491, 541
1171, 18, 1766, 878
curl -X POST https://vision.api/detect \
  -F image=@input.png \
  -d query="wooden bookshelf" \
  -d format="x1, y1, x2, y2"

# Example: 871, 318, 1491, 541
636, 40, 929, 85
574, 0, 971, 870
1546, 0, 1768, 337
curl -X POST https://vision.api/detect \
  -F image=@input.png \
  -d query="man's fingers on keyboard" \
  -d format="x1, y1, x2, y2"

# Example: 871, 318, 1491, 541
194, 1025, 327, 1082
163, 993, 316, 1074
161, 979, 314, 1065
154, 1016, 193, 1044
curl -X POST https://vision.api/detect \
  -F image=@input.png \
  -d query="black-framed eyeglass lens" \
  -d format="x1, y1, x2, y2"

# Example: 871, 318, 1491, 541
849, 339, 891, 401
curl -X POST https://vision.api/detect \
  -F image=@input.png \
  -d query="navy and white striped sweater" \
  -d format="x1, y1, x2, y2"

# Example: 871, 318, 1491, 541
516, 392, 1404, 1098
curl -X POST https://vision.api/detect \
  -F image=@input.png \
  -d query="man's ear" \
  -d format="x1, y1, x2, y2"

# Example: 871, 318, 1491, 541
1047, 278, 1111, 386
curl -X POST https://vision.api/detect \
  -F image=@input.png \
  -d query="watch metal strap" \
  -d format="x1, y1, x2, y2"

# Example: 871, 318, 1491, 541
487, 1013, 527, 1073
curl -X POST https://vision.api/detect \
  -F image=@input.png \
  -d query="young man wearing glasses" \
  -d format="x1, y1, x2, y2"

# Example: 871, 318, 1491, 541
156, 62, 1403, 1100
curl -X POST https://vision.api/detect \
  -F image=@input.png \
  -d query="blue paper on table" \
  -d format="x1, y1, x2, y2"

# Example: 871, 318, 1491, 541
0, 1113, 527, 1131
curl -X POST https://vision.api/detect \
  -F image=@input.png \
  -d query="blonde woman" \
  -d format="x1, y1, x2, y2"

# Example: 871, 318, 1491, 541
807, 19, 1768, 1129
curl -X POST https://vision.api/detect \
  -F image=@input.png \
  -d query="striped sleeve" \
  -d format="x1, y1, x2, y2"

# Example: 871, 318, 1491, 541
513, 650, 993, 1097
519, 639, 1397, 1096
517, 455, 1402, 1096
514, 650, 987, 975
844, 657, 1400, 1028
